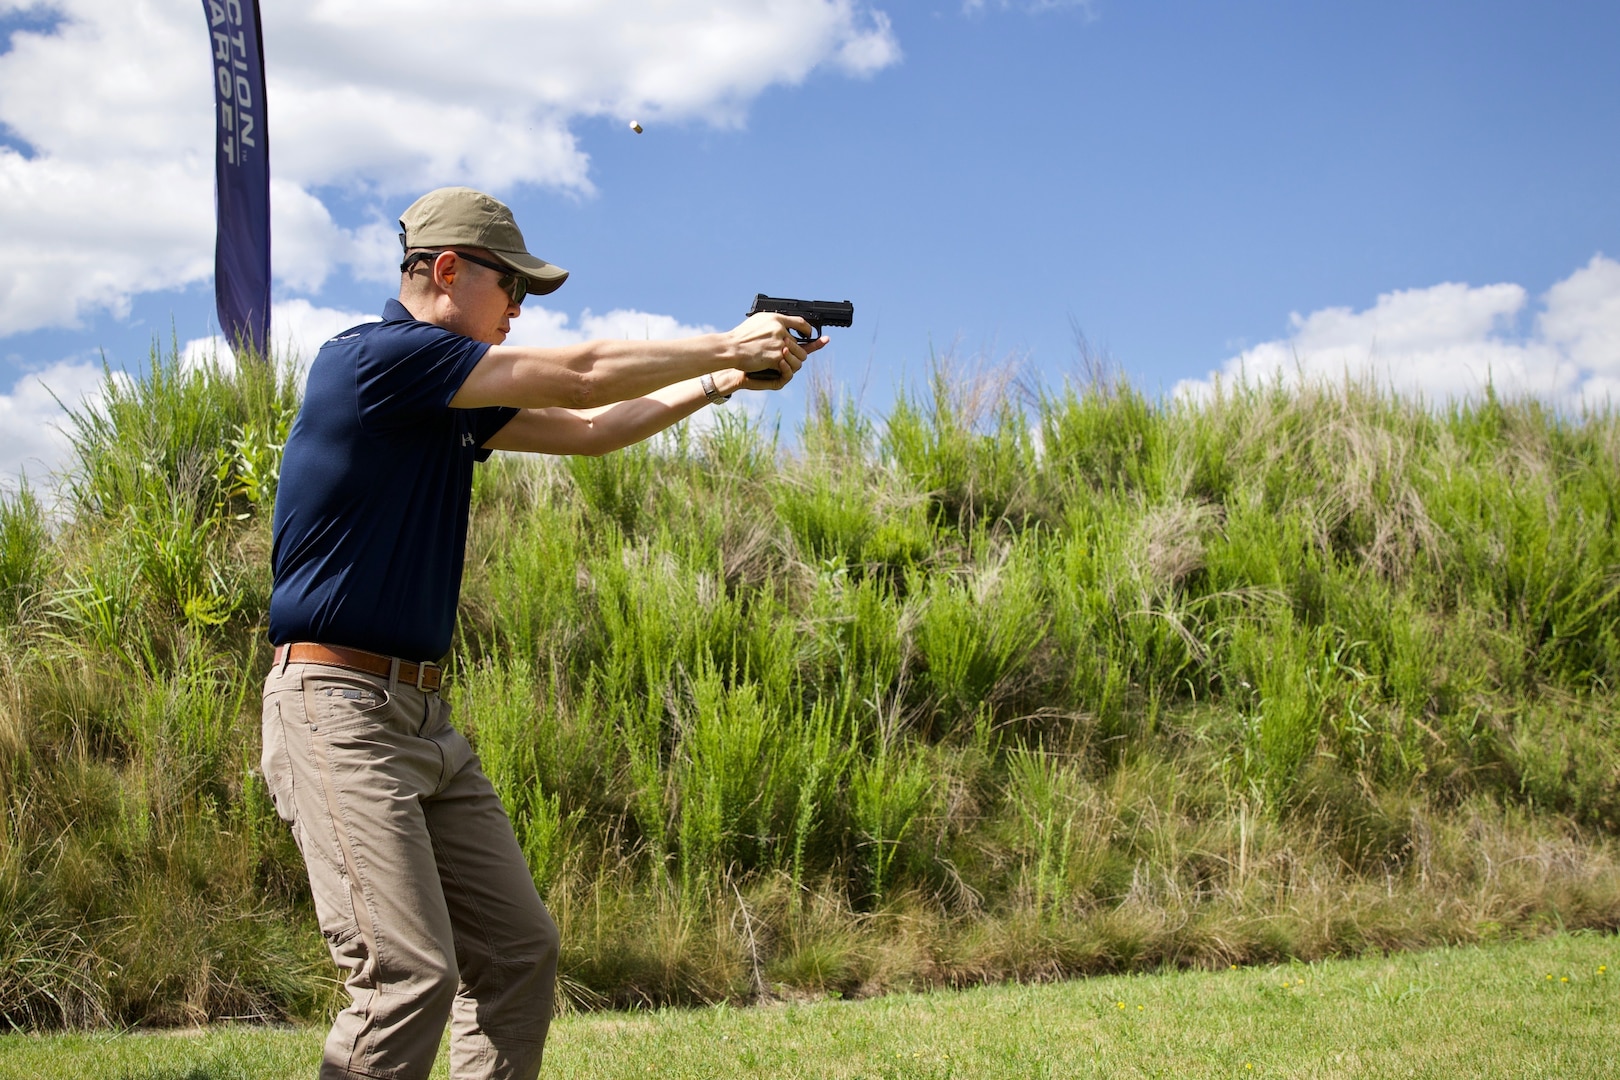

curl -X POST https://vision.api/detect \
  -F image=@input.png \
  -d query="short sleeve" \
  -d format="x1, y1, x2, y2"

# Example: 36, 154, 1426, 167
469, 406, 520, 461
354, 322, 491, 433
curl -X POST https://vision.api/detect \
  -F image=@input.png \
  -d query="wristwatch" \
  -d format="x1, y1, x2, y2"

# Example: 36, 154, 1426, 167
700, 373, 730, 404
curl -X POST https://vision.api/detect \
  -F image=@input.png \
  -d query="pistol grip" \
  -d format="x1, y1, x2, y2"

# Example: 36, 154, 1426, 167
745, 324, 819, 381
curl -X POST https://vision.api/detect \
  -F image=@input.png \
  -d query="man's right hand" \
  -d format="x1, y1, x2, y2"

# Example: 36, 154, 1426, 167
725, 312, 827, 383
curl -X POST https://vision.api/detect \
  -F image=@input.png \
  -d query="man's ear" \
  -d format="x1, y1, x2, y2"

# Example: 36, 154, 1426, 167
433, 251, 459, 290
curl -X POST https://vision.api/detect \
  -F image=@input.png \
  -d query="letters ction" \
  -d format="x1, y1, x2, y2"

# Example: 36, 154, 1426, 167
208, 0, 256, 166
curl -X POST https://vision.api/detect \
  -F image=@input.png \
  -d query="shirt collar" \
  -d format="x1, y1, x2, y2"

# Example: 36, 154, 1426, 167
380, 298, 415, 324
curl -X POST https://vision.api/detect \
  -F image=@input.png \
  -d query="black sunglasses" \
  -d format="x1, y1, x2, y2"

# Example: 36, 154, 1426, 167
400, 249, 528, 306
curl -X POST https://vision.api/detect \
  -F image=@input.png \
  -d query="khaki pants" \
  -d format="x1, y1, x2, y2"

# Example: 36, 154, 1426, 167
261, 660, 558, 1080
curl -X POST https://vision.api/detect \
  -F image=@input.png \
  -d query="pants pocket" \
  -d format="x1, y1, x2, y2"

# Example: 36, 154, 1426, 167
303, 672, 394, 735
312, 872, 367, 972
260, 697, 297, 824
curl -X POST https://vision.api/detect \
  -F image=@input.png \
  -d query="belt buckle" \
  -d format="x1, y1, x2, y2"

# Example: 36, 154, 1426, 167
415, 662, 439, 693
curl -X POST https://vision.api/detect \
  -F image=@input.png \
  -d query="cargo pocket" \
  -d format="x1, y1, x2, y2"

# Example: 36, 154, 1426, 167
309, 874, 367, 977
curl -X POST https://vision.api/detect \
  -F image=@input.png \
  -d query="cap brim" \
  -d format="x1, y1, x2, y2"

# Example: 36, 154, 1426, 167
488, 249, 569, 296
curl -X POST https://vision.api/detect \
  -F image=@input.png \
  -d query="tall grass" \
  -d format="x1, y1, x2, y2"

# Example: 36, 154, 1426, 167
1, 347, 1618, 1030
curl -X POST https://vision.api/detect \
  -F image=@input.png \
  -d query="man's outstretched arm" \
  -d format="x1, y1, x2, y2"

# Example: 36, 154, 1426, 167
483, 369, 781, 457
451, 314, 823, 412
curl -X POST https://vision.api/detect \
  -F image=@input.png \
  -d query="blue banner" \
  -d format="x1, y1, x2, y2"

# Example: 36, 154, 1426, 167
203, 0, 270, 358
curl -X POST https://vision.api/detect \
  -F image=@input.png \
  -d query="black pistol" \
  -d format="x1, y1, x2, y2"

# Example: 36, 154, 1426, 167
745, 294, 854, 380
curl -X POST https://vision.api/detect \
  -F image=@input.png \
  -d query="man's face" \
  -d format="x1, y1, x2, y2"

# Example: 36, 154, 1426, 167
442, 253, 522, 345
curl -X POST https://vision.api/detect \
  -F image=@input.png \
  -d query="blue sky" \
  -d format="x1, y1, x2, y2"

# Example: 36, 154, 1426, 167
3, 1, 1618, 488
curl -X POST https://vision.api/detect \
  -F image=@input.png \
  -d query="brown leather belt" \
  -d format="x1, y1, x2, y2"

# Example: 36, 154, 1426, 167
273, 642, 443, 692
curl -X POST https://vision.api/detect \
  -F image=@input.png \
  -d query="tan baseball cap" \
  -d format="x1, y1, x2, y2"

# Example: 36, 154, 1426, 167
398, 187, 569, 296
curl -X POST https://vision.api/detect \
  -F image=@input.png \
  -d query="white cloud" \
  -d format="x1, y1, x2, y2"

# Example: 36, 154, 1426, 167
0, 358, 110, 498
0, 1, 900, 336
836, 11, 902, 74
504, 306, 717, 349
269, 182, 401, 293
0, 151, 214, 334
1540, 254, 1620, 378
1175, 255, 1620, 410
180, 298, 380, 376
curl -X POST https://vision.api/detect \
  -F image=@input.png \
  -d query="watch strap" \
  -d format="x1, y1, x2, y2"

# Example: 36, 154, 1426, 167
700, 372, 730, 404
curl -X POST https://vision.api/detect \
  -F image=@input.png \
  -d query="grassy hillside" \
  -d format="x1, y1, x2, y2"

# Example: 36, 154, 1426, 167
1, 349, 1617, 1029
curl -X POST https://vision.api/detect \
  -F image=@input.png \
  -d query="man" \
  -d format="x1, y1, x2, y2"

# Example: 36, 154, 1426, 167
259, 186, 823, 1080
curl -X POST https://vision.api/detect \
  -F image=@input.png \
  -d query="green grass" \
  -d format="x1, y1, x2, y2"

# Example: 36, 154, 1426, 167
1, 932, 1612, 1079
2, 346, 1620, 1027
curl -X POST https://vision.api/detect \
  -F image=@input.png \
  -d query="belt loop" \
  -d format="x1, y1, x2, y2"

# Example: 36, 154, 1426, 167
388, 656, 400, 693
277, 643, 291, 674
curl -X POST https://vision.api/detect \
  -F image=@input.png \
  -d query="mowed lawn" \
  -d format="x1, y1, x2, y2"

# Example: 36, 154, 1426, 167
2, 932, 1612, 1080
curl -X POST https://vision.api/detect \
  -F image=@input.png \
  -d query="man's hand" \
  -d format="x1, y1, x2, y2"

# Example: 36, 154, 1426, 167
724, 312, 828, 385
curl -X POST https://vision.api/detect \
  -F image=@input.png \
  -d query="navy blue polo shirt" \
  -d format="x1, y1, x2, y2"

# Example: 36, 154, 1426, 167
268, 299, 518, 660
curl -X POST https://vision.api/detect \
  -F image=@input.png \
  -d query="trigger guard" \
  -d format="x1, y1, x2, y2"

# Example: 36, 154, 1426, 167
791, 326, 820, 346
